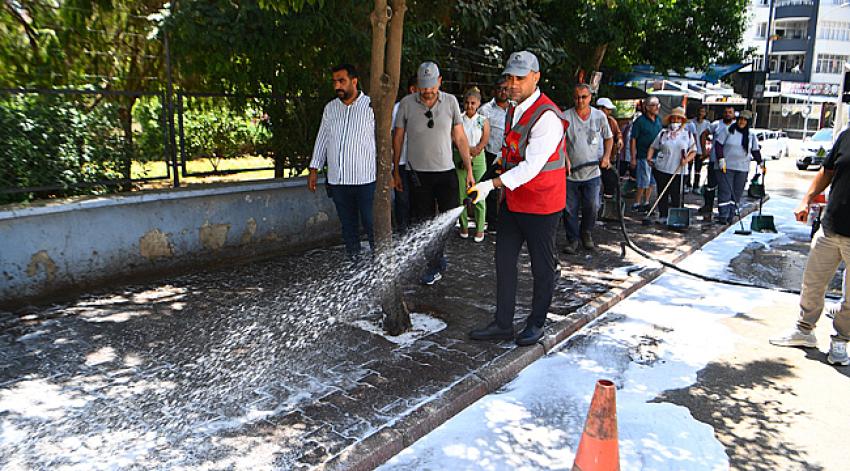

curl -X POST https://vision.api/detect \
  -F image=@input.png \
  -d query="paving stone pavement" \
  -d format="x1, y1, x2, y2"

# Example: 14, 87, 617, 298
0, 192, 759, 469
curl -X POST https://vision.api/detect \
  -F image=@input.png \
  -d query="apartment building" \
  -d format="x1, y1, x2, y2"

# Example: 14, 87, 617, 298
744, 0, 850, 136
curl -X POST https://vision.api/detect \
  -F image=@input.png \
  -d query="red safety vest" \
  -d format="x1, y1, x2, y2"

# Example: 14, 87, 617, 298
501, 93, 568, 214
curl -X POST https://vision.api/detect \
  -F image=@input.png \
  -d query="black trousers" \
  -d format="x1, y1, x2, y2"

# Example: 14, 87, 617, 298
703, 166, 718, 210
484, 151, 501, 227
495, 203, 561, 329
652, 169, 682, 218
410, 169, 459, 271
601, 167, 619, 197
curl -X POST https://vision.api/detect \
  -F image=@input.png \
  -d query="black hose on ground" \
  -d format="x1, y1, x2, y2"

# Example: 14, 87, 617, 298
612, 162, 841, 300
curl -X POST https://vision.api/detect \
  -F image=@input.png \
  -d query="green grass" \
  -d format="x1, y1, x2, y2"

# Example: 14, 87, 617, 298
132, 156, 308, 187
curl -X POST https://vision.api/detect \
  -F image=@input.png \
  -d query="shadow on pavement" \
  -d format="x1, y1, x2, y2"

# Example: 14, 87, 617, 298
654, 359, 823, 471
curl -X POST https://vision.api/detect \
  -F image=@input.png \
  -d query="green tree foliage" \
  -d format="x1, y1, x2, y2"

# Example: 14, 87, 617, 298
0, 94, 125, 204
167, 0, 371, 176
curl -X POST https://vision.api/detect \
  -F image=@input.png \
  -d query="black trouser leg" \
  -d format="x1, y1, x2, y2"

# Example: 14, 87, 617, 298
703, 167, 718, 211
495, 204, 560, 329
693, 157, 703, 188
523, 211, 561, 328
669, 174, 682, 209
495, 205, 523, 329
653, 169, 673, 217
411, 170, 459, 272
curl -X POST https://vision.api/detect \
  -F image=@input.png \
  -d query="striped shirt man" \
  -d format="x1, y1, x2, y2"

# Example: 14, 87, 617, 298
309, 92, 376, 185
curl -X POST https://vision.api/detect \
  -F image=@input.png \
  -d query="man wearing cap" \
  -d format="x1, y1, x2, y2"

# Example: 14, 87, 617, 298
393, 61, 475, 285
478, 77, 511, 227
562, 84, 613, 254
466, 51, 569, 346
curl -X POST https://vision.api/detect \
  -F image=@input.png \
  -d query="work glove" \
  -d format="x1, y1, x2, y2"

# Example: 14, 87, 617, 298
467, 179, 495, 204
719, 158, 727, 173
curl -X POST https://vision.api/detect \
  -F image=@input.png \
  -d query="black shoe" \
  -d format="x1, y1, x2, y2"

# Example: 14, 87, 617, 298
580, 232, 596, 251
515, 324, 544, 346
562, 239, 579, 255
469, 322, 514, 341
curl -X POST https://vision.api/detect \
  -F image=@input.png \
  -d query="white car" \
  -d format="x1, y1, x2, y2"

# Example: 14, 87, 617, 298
797, 128, 835, 170
752, 128, 789, 160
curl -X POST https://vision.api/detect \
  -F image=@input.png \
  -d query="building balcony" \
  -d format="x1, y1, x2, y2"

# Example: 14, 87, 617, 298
774, 4, 814, 21
769, 71, 807, 82
770, 38, 809, 53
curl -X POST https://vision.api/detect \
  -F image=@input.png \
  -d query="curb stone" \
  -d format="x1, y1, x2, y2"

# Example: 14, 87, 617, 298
323, 198, 767, 470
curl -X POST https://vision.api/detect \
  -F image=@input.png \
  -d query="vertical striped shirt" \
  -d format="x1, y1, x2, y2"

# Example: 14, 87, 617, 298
309, 92, 376, 185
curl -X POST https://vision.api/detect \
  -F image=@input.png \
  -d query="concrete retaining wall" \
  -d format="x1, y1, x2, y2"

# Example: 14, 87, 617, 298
0, 178, 340, 305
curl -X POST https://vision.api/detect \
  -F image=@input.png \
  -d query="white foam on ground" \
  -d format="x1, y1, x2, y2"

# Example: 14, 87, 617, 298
380, 195, 802, 471
351, 312, 447, 346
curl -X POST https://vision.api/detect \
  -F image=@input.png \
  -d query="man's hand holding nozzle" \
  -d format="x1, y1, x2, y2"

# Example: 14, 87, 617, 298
467, 179, 495, 204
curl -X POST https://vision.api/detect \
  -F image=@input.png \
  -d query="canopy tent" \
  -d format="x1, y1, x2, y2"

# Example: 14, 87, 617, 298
613, 63, 748, 85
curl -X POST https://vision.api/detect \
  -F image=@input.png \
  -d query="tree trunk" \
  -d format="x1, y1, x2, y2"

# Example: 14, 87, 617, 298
590, 43, 608, 74
370, 0, 411, 335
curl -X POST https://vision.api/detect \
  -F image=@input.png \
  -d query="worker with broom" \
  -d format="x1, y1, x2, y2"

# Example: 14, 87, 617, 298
646, 106, 696, 225
714, 110, 763, 225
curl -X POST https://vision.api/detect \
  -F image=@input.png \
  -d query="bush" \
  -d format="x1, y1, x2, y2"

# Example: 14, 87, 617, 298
0, 94, 126, 204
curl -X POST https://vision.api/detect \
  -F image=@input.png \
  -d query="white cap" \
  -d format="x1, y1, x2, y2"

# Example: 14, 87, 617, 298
596, 97, 616, 110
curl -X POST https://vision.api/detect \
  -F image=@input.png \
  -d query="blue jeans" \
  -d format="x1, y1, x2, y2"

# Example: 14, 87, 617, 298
329, 182, 375, 256
717, 169, 747, 222
635, 158, 655, 189
564, 176, 601, 241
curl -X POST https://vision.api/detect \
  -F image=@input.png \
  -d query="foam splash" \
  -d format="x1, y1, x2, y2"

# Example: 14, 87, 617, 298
0, 207, 464, 469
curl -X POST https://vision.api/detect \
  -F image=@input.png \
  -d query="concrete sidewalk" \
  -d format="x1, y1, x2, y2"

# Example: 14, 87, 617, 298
0, 192, 763, 469
380, 195, 848, 470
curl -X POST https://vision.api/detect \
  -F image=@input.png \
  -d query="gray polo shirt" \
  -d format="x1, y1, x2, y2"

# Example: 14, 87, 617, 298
564, 107, 612, 182
395, 91, 463, 172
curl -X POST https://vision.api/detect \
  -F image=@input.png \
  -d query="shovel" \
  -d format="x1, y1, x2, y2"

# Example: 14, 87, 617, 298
750, 164, 777, 233
666, 166, 690, 231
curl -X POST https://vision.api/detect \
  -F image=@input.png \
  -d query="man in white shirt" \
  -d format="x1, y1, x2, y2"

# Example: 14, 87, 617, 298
478, 77, 510, 227
307, 63, 376, 259
467, 51, 568, 346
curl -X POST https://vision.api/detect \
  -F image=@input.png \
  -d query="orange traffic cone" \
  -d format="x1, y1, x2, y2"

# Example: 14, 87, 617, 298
572, 379, 619, 471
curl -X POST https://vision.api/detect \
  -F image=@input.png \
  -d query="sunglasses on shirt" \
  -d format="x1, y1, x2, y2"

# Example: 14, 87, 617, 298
425, 110, 434, 128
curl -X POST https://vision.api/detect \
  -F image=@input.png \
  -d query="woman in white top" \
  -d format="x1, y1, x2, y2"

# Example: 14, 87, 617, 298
455, 87, 490, 242
715, 109, 763, 224
647, 106, 696, 222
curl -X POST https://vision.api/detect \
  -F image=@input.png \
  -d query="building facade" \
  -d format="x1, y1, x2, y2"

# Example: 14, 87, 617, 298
744, 0, 850, 136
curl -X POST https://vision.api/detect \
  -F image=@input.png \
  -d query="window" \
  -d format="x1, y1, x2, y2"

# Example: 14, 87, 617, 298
816, 54, 849, 74
770, 54, 806, 74
775, 0, 813, 6
758, 0, 769, 5
753, 54, 765, 71
775, 21, 808, 40
818, 21, 850, 42
756, 22, 769, 38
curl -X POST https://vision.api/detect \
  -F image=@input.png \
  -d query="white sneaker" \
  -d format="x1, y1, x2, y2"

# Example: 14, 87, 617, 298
827, 339, 850, 366
769, 328, 817, 348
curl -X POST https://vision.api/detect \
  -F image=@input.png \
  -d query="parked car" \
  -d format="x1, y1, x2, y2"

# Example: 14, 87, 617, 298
797, 128, 835, 170
752, 128, 790, 160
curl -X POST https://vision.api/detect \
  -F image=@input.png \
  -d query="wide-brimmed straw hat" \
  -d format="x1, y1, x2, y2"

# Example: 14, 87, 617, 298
663, 106, 687, 126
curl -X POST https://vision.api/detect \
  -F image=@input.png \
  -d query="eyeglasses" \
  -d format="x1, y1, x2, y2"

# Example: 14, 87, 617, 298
425, 110, 434, 128
496, 87, 508, 93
